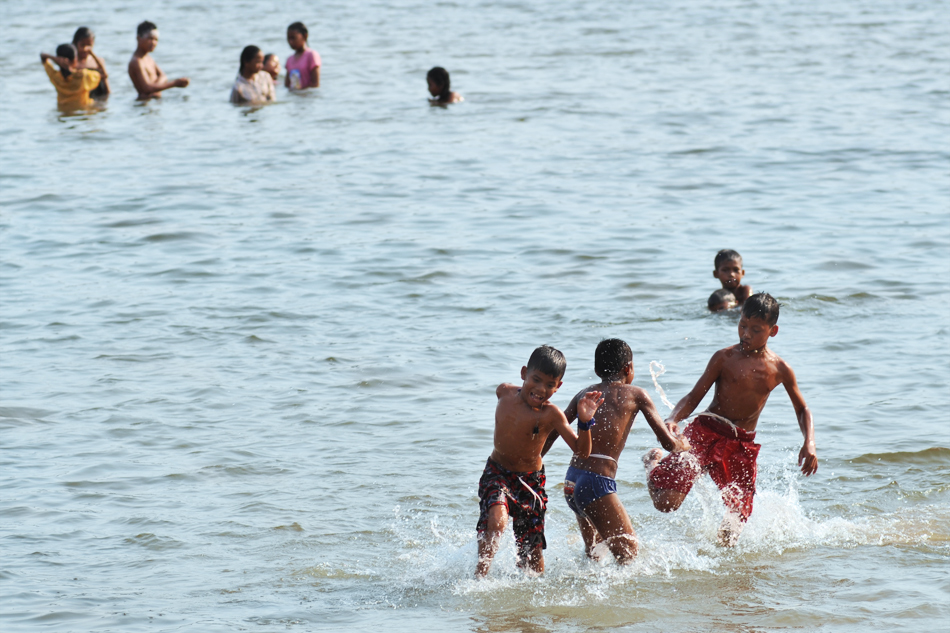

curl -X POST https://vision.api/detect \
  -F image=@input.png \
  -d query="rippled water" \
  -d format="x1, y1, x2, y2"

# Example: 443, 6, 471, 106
2, 0, 949, 631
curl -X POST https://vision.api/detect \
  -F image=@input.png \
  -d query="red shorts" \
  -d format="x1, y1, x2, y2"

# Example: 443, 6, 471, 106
649, 414, 761, 521
476, 458, 547, 555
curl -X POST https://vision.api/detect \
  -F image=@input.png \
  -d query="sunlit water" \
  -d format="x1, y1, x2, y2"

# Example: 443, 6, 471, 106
2, 0, 948, 631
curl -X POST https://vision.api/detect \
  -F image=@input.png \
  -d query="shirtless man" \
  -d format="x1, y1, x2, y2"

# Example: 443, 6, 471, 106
128, 21, 189, 99
555, 339, 689, 563
644, 293, 818, 546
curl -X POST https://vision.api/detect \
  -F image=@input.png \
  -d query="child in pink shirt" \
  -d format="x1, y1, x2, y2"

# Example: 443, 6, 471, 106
285, 22, 320, 89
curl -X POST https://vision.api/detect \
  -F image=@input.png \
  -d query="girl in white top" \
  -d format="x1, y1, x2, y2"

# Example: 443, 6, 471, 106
230, 45, 275, 105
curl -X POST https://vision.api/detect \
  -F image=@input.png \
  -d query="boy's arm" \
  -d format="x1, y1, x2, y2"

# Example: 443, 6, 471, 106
782, 363, 817, 475
542, 392, 578, 457
310, 66, 320, 88
88, 51, 111, 94
40, 54, 71, 68
128, 58, 187, 96
549, 391, 602, 459
637, 390, 690, 453
667, 351, 723, 427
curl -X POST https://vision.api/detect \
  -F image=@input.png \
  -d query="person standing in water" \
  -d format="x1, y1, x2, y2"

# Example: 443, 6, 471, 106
426, 67, 463, 105
285, 22, 320, 90
644, 293, 818, 546
128, 21, 190, 100
555, 339, 689, 564
230, 46, 275, 105
72, 27, 110, 99
40, 43, 104, 111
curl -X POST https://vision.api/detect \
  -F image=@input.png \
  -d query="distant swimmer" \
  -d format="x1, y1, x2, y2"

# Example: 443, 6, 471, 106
128, 21, 190, 100
475, 346, 600, 578
426, 67, 463, 105
644, 293, 818, 546
72, 27, 110, 99
285, 22, 320, 90
713, 249, 752, 305
708, 288, 738, 312
40, 43, 105, 111
556, 339, 689, 564
263, 53, 280, 84
230, 46, 275, 105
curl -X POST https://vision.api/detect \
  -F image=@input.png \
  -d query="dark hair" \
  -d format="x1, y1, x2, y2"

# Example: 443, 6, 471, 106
288, 22, 309, 39
742, 292, 780, 325
594, 339, 632, 380
55, 43, 76, 77
708, 289, 736, 310
715, 249, 742, 268
72, 27, 93, 45
263, 53, 277, 64
526, 345, 567, 380
137, 21, 157, 38
239, 45, 261, 74
427, 66, 452, 102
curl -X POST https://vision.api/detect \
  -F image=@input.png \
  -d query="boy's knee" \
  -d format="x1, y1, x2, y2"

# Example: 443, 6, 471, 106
651, 489, 685, 513
484, 504, 508, 533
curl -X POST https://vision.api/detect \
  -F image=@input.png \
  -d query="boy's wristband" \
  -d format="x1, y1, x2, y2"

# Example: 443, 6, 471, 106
578, 417, 595, 432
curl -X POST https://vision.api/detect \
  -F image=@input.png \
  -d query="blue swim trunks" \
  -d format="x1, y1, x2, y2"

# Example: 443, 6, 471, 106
563, 466, 617, 517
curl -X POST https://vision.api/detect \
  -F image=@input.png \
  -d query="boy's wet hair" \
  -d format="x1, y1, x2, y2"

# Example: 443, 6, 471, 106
742, 292, 780, 325
526, 345, 566, 380
715, 249, 742, 268
263, 53, 277, 64
73, 27, 93, 45
708, 289, 736, 310
427, 66, 452, 101
137, 21, 158, 38
595, 338, 632, 380
239, 45, 261, 73
288, 21, 309, 39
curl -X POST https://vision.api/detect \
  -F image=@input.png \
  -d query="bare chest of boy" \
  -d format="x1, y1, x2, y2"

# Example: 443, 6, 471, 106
718, 356, 782, 411
492, 409, 549, 471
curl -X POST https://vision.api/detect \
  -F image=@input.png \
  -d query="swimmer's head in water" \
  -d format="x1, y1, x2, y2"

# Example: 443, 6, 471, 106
263, 53, 280, 78
72, 27, 94, 56
741, 292, 780, 326
136, 21, 159, 51
713, 249, 745, 291
427, 66, 451, 101
526, 345, 567, 382
287, 22, 309, 51
239, 45, 263, 76
708, 289, 738, 312
595, 338, 633, 381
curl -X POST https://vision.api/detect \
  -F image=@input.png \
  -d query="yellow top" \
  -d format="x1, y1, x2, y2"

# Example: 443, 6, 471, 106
44, 60, 101, 110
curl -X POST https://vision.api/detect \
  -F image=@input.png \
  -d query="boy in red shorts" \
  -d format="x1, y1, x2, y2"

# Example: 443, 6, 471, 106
475, 345, 603, 578
644, 293, 818, 546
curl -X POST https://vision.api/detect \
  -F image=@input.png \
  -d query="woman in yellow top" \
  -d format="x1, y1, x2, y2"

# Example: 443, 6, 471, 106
40, 43, 106, 111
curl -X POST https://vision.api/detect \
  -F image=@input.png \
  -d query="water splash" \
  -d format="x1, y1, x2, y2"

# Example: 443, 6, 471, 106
649, 361, 675, 411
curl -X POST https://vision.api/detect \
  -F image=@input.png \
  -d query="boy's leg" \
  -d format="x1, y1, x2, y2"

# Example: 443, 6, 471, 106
575, 513, 603, 559
643, 448, 700, 513
717, 511, 745, 547
475, 504, 508, 577
583, 493, 638, 563
518, 543, 544, 575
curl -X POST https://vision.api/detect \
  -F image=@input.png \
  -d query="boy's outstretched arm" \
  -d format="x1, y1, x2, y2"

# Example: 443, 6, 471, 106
782, 364, 817, 475
638, 391, 690, 453
666, 352, 723, 428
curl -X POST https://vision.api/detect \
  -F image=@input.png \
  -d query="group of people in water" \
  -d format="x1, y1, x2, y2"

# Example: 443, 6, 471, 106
476, 249, 818, 577
40, 20, 462, 110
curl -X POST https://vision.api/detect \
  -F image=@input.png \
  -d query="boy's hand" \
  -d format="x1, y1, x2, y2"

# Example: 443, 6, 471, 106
576, 390, 604, 424
664, 418, 681, 436
174, 77, 191, 88
670, 434, 690, 453
798, 442, 817, 476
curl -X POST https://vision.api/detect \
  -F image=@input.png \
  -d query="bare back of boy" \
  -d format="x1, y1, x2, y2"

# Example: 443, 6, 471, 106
559, 379, 685, 563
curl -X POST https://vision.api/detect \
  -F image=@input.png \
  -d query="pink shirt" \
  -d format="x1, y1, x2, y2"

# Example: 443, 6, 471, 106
285, 49, 321, 89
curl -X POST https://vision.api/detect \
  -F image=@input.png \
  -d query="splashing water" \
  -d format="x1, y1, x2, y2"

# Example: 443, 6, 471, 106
650, 361, 675, 411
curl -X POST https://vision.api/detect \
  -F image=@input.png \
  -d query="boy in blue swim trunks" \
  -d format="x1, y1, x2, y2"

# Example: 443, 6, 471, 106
476, 345, 603, 578
556, 339, 689, 563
